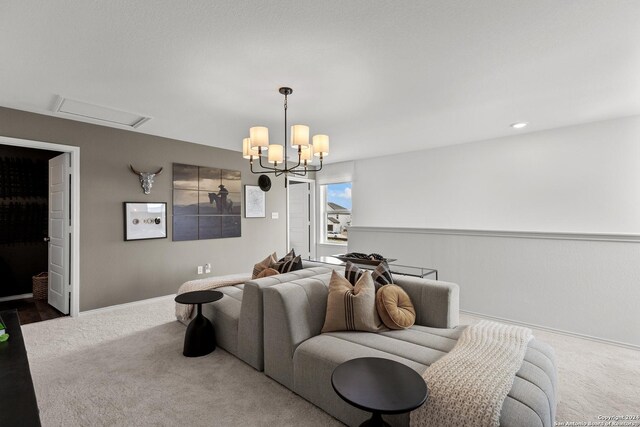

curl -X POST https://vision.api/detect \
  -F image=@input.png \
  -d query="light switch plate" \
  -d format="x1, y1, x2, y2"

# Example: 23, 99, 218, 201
271, 212, 279, 219
197, 266, 203, 275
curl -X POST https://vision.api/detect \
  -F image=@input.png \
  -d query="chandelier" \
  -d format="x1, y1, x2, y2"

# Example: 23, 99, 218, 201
242, 87, 329, 181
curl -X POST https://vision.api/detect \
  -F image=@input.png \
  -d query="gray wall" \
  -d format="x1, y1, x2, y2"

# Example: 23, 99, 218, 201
0, 107, 288, 311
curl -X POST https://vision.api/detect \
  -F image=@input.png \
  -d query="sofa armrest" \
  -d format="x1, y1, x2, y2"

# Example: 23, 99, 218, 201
393, 276, 459, 329
237, 266, 331, 371
262, 274, 331, 389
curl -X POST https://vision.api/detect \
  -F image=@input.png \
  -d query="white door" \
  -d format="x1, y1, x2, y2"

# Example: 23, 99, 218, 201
48, 153, 70, 314
288, 180, 315, 259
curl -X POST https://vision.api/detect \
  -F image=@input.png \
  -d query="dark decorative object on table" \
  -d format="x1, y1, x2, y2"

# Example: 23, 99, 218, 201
336, 253, 397, 266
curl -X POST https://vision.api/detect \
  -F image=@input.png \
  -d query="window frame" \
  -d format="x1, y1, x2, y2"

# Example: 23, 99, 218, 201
319, 181, 352, 245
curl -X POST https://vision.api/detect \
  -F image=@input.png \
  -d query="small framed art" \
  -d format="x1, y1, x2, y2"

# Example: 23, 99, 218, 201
244, 185, 265, 218
123, 202, 167, 241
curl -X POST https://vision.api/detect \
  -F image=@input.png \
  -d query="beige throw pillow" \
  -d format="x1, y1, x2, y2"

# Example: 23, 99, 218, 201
256, 267, 279, 279
321, 270, 383, 333
376, 285, 416, 329
252, 252, 277, 279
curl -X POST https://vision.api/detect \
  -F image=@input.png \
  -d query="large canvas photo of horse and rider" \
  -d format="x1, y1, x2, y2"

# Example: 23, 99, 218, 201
172, 163, 241, 241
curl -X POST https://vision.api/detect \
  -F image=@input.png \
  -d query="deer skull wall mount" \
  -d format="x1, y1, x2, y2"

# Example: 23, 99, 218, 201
130, 165, 163, 195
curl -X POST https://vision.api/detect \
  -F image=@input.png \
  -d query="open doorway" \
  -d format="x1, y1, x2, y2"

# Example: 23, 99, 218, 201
0, 145, 64, 323
287, 178, 316, 260
0, 136, 80, 322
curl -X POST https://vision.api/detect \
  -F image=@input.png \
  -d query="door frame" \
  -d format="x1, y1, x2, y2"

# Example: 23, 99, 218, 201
286, 177, 316, 259
0, 135, 80, 317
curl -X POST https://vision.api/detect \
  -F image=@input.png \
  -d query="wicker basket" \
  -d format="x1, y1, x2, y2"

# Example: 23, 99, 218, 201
32, 272, 48, 300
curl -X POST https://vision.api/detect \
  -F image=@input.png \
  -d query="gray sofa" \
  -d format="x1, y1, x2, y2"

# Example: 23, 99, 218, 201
180, 266, 332, 370
262, 272, 558, 427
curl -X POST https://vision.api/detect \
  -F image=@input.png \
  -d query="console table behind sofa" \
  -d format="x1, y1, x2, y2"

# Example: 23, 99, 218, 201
0, 310, 41, 427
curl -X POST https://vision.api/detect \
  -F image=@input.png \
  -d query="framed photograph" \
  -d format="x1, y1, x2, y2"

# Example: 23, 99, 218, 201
124, 202, 167, 241
244, 185, 265, 218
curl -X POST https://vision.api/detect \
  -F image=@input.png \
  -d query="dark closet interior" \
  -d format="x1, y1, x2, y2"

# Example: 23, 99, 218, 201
0, 145, 61, 299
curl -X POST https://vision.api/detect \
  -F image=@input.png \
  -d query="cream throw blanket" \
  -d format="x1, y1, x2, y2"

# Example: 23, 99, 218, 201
411, 320, 532, 427
175, 273, 251, 322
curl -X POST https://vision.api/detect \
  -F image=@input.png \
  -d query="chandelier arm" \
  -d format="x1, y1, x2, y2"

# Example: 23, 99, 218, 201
293, 157, 323, 173
251, 170, 281, 175
250, 157, 281, 174
289, 169, 308, 177
257, 151, 273, 170
289, 146, 302, 170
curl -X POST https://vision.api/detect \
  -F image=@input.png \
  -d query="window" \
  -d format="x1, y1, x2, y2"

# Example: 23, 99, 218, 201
321, 182, 352, 243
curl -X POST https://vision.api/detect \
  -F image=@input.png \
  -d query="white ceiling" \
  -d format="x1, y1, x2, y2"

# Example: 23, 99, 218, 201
1, 1, 639, 163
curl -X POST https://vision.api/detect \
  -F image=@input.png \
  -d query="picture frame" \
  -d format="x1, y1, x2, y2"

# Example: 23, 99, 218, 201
123, 202, 167, 241
244, 185, 265, 218
172, 163, 241, 241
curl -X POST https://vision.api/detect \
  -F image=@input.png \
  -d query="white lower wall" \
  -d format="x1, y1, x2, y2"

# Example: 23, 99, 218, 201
349, 226, 640, 348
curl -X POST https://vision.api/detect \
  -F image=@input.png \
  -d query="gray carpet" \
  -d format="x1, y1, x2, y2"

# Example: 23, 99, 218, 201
21, 297, 640, 426
22, 297, 343, 426
460, 313, 640, 423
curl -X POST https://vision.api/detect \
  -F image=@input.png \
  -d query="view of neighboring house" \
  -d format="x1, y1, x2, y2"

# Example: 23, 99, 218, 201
326, 202, 351, 241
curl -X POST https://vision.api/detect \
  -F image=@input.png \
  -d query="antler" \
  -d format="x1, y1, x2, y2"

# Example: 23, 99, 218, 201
130, 164, 142, 175
153, 167, 163, 175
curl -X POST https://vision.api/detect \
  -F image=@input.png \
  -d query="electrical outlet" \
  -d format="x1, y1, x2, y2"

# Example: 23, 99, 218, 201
197, 266, 203, 275
204, 263, 211, 274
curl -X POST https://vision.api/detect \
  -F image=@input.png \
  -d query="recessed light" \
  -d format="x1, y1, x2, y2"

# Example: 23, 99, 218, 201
510, 122, 528, 129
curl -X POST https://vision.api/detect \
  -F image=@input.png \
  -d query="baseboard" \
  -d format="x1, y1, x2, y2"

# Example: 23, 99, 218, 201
461, 309, 640, 351
0, 293, 34, 303
79, 294, 176, 316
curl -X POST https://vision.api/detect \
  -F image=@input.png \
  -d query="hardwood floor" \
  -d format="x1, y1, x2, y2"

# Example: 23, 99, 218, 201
0, 297, 66, 325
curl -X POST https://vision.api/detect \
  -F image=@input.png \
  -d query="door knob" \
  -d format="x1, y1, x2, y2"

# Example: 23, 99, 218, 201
44, 237, 51, 242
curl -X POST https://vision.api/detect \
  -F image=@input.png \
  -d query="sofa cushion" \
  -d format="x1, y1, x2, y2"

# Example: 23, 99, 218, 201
293, 327, 557, 427
321, 271, 383, 333
252, 252, 277, 279
376, 285, 416, 329
344, 261, 393, 289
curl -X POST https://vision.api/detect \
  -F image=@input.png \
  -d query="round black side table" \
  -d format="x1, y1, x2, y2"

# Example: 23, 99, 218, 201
331, 357, 428, 427
174, 290, 223, 357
